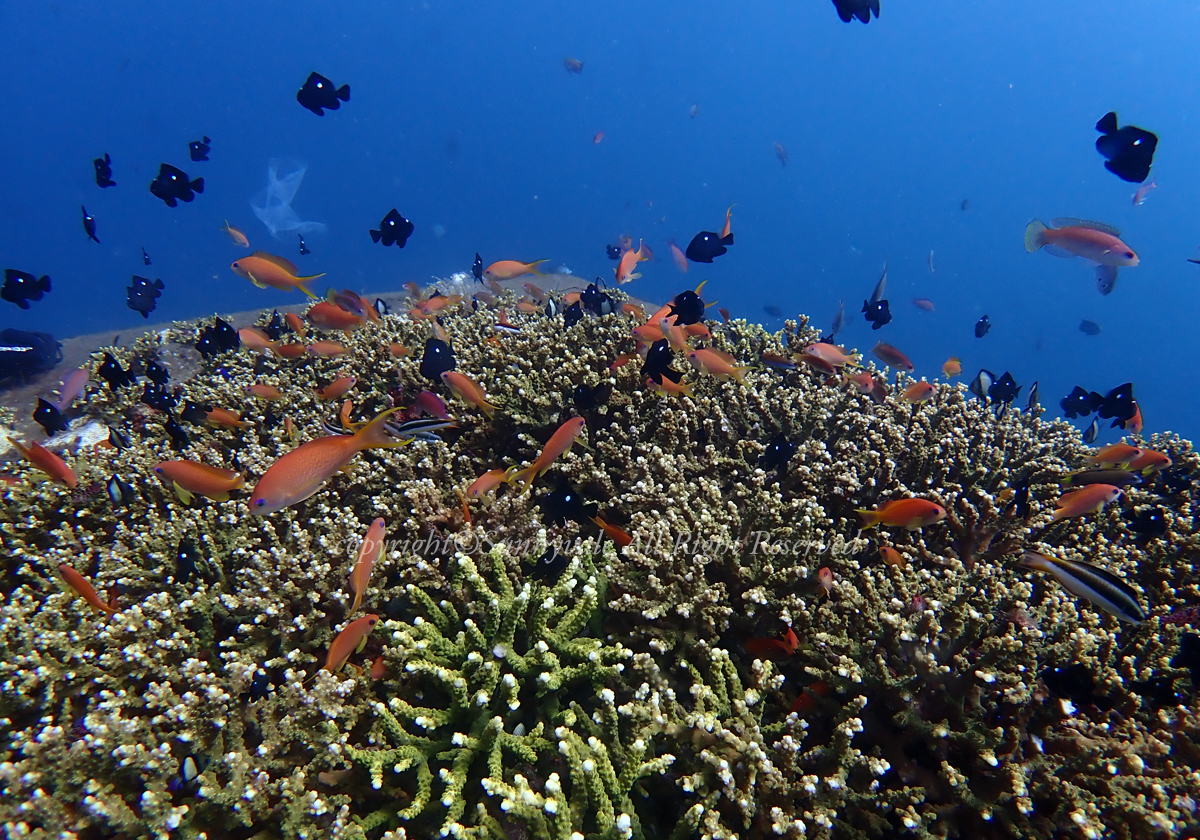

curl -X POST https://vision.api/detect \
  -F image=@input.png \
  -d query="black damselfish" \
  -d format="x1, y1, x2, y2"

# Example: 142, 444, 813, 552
127, 276, 164, 318
832, 0, 879, 23
418, 338, 456, 382
141, 247, 152, 266
1061, 386, 1099, 419
81, 206, 99, 243
195, 317, 239, 359
760, 435, 796, 473
144, 359, 169, 385
642, 339, 682, 385
98, 353, 136, 389
94, 153, 116, 188
297, 72, 350, 116
685, 231, 732, 263
988, 371, 1021, 404
563, 301, 584, 328
370, 209, 414, 248
163, 414, 190, 449
580, 282, 615, 316
862, 298, 891, 330
668, 289, 706, 325
1079, 319, 1101, 336
140, 382, 179, 412
1095, 111, 1157, 184
298, 233, 310, 256
149, 164, 204, 207
539, 481, 598, 527
189, 136, 211, 162
33, 398, 69, 436
472, 253, 483, 283
606, 244, 622, 260
974, 314, 991, 338
2, 269, 50, 310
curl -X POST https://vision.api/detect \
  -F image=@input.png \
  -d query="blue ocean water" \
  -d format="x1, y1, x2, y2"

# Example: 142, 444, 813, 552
1, 1, 1196, 437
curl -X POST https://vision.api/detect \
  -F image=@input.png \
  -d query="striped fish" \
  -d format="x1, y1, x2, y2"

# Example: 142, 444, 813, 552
1020, 551, 1146, 624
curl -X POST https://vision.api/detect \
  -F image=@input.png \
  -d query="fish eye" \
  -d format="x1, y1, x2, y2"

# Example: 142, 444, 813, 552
1124, 251, 1134, 258
255, 499, 265, 507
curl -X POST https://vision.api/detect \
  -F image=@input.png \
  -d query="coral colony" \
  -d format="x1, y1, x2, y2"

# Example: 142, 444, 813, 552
1, 278, 1198, 840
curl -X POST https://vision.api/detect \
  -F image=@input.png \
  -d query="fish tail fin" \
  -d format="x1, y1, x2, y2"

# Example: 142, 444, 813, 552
370, 229, 382, 243
191, 177, 204, 194
354, 407, 412, 450
505, 464, 539, 492
297, 272, 327, 282
528, 260, 548, 276
1024, 220, 1048, 253
337, 84, 351, 102
298, 283, 320, 300
854, 509, 880, 529
721, 233, 734, 245
349, 590, 362, 616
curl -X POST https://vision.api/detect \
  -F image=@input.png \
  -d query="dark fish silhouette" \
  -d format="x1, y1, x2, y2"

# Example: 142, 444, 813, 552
374, 298, 389, 317
760, 435, 796, 472
472, 253, 483, 283
563, 301, 584, 328
531, 547, 569, 583
563, 57, 584, 74
832, 0, 880, 23
1095, 111, 1157, 184
606, 244, 622, 260
580, 282, 615, 316
1079, 319, 1101, 336
685, 231, 732, 263
370, 209, 414, 248
1083, 417, 1099, 444
298, 234, 310, 256
642, 339, 682, 385
297, 71, 350, 116
98, 352, 136, 389
2, 269, 50, 310
418, 338, 456, 382
141, 247, 152, 265
975, 314, 991, 338
144, 359, 169, 385
1026, 381, 1039, 413
33, 398, 69, 436
127, 276, 164, 318
195, 316, 240, 359
1061, 386, 1101, 419
539, 481, 598, 526
669, 289, 706, 325
163, 414, 190, 449
988, 371, 1021, 404
94, 153, 116, 188
140, 381, 179, 412
1095, 382, 1135, 424
969, 369, 994, 402
763, 305, 783, 318
106, 474, 136, 506
189, 136, 211, 162
149, 163, 204, 207
81, 206, 99, 243
862, 298, 891, 329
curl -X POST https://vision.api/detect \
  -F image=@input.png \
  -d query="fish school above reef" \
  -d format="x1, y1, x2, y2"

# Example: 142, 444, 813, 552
1, 277, 1199, 840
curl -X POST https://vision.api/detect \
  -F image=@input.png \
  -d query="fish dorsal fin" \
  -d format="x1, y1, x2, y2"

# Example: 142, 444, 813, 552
1051, 218, 1121, 237
251, 251, 300, 275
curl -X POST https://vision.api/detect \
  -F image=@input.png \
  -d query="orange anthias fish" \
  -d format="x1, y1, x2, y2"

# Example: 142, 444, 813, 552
285, 312, 307, 337
323, 614, 379, 673
523, 283, 548, 304
466, 468, 509, 499
817, 567, 835, 598
721, 205, 734, 240
153, 460, 245, 504
880, 546, 905, 567
803, 343, 860, 369
1125, 448, 1171, 474
688, 348, 750, 382
592, 515, 633, 547
872, 342, 914, 372
315, 376, 357, 401
388, 343, 411, 358
277, 343, 307, 359
7, 438, 78, 488
484, 259, 548, 282
369, 655, 387, 680
239, 327, 280, 356
58, 564, 116, 615
507, 416, 587, 491
744, 627, 799, 660
349, 517, 385, 615
593, 131, 605, 144
206, 407, 252, 429
249, 408, 411, 515
221, 220, 250, 247
942, 357, 962, 378
903, 382, 936, 404
307, 302, 364, 331
231, 252, 324, 298
647, 376, 694, 398
668, 239, 688, 273
1053, 484, 1122, 520
1025, 219, 1138, 267
414, 294, 464, 319
1086, 443, 1143, 468
1125, 402, 1143, 434
615, 241, 646, 285
441, 371, 497, 418
307, 341, 348, 358
856, 498, 947, 530
248, 383, 283, 400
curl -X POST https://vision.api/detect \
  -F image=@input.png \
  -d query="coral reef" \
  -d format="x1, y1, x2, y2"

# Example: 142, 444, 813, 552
0, 285, 1198, 839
